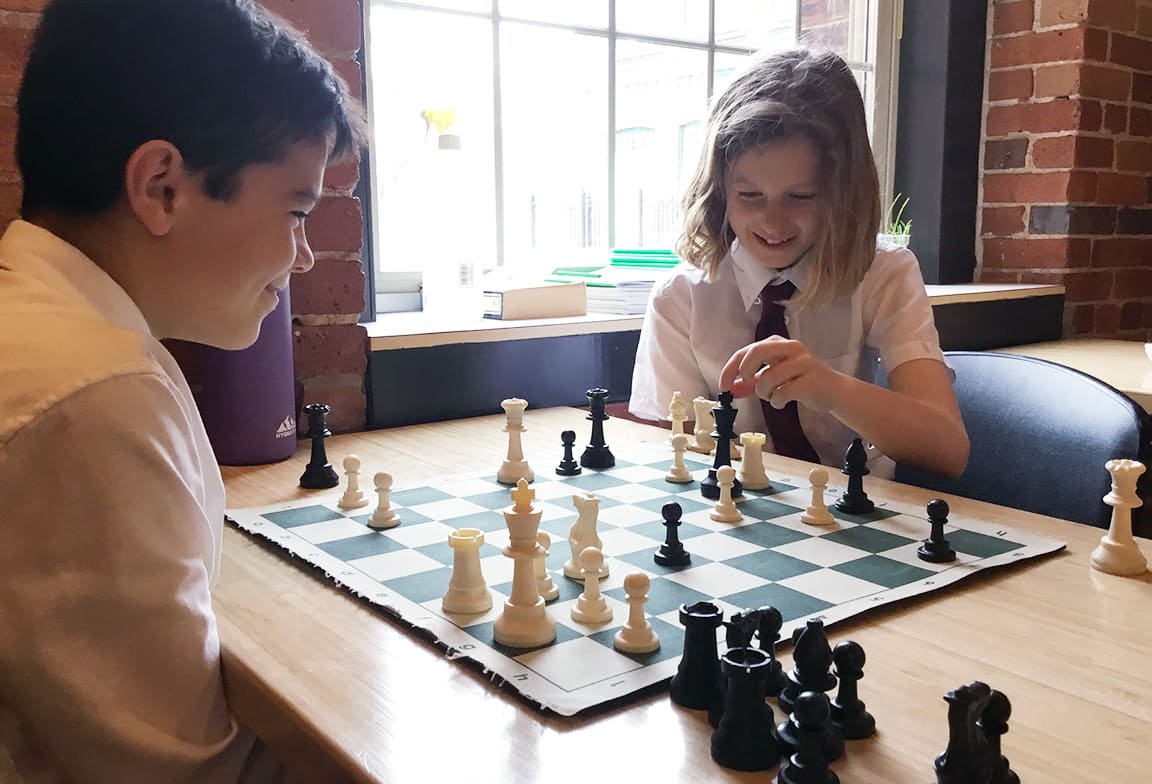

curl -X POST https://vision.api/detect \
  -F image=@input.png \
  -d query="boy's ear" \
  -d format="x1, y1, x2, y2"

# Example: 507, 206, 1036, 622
123, 140, 187, 237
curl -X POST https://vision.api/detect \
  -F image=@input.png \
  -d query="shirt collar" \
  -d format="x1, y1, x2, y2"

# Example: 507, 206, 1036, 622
729, 238, 813, 312
0, 220, 153, 336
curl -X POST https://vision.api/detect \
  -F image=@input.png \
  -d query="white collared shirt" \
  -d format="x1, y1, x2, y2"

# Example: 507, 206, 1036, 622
0, 221, 287, 783
629, 240, 948, 477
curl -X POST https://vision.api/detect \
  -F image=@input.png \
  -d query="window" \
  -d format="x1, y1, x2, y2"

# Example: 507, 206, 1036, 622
364, 0, 902, 308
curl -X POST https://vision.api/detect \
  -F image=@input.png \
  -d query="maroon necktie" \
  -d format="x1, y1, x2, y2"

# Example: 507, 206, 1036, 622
755, 280, 820, 463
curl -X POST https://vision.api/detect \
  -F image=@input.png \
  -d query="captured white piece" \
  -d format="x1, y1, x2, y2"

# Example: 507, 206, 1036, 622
368, 471, 401, 530
497, 398, 534, 485
1090, 459, 1149, 577
337, 454, 370, 510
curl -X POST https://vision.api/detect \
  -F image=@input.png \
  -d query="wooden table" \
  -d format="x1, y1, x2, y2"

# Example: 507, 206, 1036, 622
215, 409, 1152, 783
1000, 338, 1152, 413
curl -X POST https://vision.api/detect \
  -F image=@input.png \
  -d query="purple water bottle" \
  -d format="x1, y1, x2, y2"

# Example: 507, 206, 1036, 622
167, 290, 299, 466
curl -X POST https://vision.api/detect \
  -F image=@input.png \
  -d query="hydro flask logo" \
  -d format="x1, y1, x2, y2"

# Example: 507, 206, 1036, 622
275, 416, 297, 439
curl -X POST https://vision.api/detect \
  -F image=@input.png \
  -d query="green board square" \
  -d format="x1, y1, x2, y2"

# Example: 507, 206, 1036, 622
587, 616, 684, 665
614, 548, 713, 575
829, 504, 902, 525
633, 495, 712, 516
391, 486, 454, 506
738, 496, 804, 521
722, 583, 833, 623
947, 529, 1024, 559
319, 532, 407, 560
380, 566, 452, 604
264, 504, 344, 528
604, 577, 713, 616
721, 521, 810, 549
821, 526, 916, 553
832, 555, 936, 588
725, 550, 821, 582
562, 473, 630, 491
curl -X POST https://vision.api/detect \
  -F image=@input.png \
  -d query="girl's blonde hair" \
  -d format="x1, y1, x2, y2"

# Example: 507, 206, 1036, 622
676, 49, 881, 305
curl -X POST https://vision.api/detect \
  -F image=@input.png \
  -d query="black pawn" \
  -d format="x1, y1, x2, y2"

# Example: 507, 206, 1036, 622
701, 391, 743, 500
833, 438, 874, 514
776, 692, 840, 784
830, 641, 875, 739
779, 619, 837, 714
579, 388, 615, 469
918, 499, 957, 563
669, 601, 724, 710
654, 502, 691, 566
978, 690, 1020, 784
555, 430, 581, 476
757, 606, 789, 698
299, 403, 339, 489
934, 681, 995, 784
710, 648, 782, 772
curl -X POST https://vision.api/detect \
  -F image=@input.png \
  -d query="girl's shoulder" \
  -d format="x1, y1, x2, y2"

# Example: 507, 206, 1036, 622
651, 261, 713, 299
863, 240, 923, 283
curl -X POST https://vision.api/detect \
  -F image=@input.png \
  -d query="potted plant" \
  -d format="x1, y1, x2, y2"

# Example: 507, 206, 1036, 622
881, 193, 912, 248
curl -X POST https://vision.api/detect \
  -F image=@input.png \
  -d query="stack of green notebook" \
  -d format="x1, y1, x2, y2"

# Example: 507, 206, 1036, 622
548, 249, 682, 315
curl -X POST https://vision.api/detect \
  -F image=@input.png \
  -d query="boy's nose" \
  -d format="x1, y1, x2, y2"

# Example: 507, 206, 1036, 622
293, 226, 315, 274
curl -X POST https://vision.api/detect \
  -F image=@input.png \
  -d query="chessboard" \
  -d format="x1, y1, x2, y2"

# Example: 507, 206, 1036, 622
226, 442, 1066, 717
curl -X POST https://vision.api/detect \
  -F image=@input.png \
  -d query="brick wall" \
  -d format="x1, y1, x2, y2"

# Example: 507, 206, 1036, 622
0, 0, 370, 433
980, 0, 1152, 338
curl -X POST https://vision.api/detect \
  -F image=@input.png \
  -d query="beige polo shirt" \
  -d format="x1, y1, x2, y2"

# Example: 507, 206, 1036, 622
0, 221, 285, 783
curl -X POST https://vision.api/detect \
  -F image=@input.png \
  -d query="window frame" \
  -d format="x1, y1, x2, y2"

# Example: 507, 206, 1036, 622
363, 0, 904, 308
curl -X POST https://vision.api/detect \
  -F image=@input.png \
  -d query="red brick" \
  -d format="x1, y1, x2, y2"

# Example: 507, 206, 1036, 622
0, 181, 21, 231
989, 27, 1108, 68
1110, 32, 1152, 69
1088, 0, 1139, 30
0, 1, 49, 9
1139, 4, 1152, 37
1116, 141, 1152, 172
1037, 0, 1088, 27
1072, 64, 1132, 100
1092, 237, 1152, 267
982, 237, 1092, 268
0, 22, 34, 94
1095, 303, 1121, 334
1131, 108, 1152, 137
986, 98, 1100, 135
292, 324, 369, 378
1104, 102, 1128, 133
260, 0, 363, 57
995, 1, 1036, 34
982, 170, 1096, 203
1061, 269, 1114, 301
323, 156, 360, 191
982, 206, 1028, 235
988, 68, 1035, 101
307, 196, 363, 253
1095, 172, 1147, 205
1028, 135, 1113, 169
1115, 267, 1152, 297
299, 375, 366, 433
0, 105, 15, 176
1072, 303, 1095, 333
290, 258, 366, 318
1120, 301, 1143, 329
1135, 74, 1152, 105
1032, 63, 1079, 96
978, 270, 1023, 284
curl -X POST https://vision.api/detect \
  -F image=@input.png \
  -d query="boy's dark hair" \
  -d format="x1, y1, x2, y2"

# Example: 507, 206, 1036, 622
17, 0, 366, 217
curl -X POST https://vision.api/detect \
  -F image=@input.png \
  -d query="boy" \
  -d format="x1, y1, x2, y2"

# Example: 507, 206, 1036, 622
0, 1, 366, 780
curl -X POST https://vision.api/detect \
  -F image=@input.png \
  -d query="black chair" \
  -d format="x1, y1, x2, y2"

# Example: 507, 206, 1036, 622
894, 351, 1152, 532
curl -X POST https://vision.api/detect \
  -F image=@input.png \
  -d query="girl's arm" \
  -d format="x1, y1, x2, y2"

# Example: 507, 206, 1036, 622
720, 340, 970, 477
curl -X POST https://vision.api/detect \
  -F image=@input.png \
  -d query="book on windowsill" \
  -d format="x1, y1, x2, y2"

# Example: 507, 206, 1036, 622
481, 279, 587, 320
548, 249, 682, 315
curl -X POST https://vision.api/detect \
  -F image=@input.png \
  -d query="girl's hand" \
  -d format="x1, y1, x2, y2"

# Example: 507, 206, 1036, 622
718, 336, 850, 414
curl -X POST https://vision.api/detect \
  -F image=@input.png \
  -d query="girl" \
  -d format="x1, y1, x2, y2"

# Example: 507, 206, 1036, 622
629, 49, 969, 479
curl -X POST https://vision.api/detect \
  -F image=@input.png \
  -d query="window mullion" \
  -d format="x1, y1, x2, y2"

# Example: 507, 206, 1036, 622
492, 0, 505, 266
607, 0, 616, 250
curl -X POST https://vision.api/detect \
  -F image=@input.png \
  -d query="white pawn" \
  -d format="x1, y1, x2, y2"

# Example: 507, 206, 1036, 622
1090, 459, 1149, 576
337, 455, 369, 510
368, 471, 401, 530
666, 433, 693, 483
738, 432, 771, 490
668, 390, 688, 440
441, 528, 492, 614
711, 465, 743, 523
800, 467, 835, 526
613, 572, 660, 654
570, 547, 613, 624
689, 396, 717, 454
535, 531, 560, 601
497, 398, 534, 485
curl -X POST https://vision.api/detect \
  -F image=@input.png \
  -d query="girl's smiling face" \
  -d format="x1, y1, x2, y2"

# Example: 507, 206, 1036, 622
723, 135, 823, 271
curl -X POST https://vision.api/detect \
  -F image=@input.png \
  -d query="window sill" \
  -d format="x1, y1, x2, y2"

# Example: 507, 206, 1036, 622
365, 283, 1064, 352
